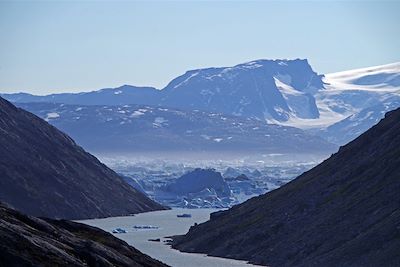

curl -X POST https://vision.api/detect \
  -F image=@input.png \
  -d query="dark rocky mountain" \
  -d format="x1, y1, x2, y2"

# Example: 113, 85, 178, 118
172, 108, 400, 267
0, 202, 168, 267
15, 102, 336, 154
0, 97, 166, 220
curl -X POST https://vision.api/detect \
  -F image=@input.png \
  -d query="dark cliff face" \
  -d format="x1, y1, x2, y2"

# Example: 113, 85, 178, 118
173, 108, 400, 267
0, 97, 166, 220
0, 202, 169, 267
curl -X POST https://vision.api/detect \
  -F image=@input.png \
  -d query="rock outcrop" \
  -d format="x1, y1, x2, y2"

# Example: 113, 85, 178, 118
0, 202, 168, 267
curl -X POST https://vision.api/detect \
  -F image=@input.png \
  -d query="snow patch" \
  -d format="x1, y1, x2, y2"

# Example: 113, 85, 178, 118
242, 61, 263, 69
201, 134, 211, 140
153, 117, 168, 128
274, 74, 292, 85
45, 112, 59, 121
174, 72, 199, 89
131, 111, 145, 118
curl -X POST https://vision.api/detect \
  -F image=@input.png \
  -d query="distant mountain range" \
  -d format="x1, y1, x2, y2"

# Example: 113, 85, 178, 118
14, 102, 336, 154
172, 108, 400, 267
2, 59, 323, 122
2, 60, 399, 145
0, 97, 165, 219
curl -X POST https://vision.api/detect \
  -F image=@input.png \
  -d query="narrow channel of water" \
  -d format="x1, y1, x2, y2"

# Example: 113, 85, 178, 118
80, 208, 259, 267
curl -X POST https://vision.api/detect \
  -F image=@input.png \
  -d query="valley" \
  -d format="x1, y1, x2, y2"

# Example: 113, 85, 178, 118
1, 2, 399, 266
1, 59, 399, 267
98, 153, 324, 209
80, 208, 257, 267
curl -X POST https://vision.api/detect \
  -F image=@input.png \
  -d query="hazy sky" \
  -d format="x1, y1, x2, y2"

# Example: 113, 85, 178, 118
1, 1, 399, 94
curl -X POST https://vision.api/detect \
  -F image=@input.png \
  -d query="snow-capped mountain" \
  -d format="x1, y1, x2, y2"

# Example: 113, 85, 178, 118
16, 102, 336, 154
316, 98, 400, 144
309, 62, 400, 144
160, 59, 323, 122
3, 60, 399, 145
2, 59, 324, 122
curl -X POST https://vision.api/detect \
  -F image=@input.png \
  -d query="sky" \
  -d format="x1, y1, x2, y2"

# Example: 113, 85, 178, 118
0, 0, 399, 95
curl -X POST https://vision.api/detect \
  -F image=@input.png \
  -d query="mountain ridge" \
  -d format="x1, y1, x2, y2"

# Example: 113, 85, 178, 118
1, 59, 324, 122
172, 107, 400, 267
14, 101, 337, 154
0, 97, 166, 220
0, 202, 169, 267
2, 60, 399, 145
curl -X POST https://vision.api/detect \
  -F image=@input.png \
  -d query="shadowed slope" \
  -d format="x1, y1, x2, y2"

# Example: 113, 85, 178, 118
0, 202, 169, 267
0, 97, 166, 219
173, 108, 400, 267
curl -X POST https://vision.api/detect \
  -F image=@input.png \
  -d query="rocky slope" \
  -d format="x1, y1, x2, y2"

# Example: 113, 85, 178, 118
0, 202, 168, 267
0, 97, 166, 219
14, 102, 336, 154
172, 108, 400, 267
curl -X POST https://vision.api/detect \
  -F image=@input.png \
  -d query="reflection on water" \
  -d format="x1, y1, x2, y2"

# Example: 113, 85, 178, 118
79, 208, 259, 267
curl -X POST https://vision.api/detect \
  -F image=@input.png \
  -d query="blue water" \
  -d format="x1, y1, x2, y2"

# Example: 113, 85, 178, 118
80, 208, 259, 267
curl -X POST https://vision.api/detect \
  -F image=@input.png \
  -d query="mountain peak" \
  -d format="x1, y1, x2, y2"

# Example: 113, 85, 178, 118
1, 58, 329, 123
162, 58, 322, 121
